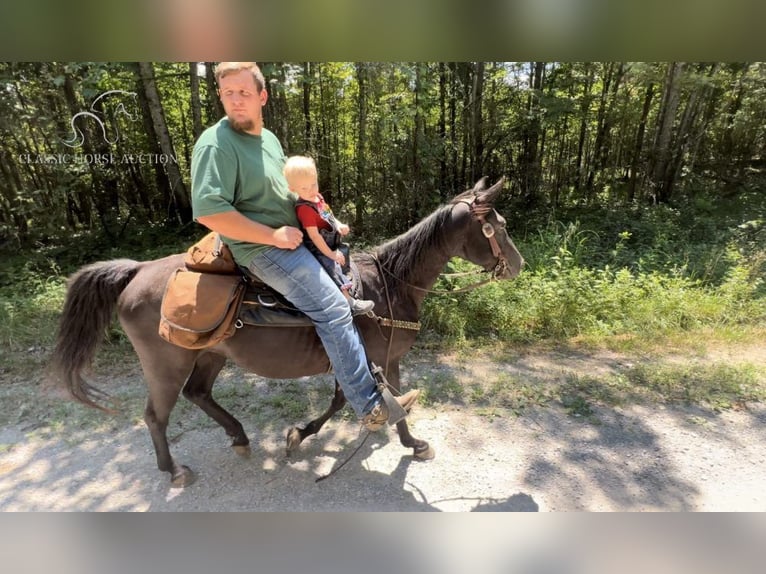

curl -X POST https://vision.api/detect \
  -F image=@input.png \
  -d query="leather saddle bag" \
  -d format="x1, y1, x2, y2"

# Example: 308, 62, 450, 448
159, 265, 245, 350
184, 232, 238, 274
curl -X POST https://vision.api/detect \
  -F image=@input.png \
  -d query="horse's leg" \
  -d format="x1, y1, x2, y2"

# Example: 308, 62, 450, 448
181, 352, 251, 457
141, 360, 197, 487
387, 363, 435, 460
286, 380, 347, 456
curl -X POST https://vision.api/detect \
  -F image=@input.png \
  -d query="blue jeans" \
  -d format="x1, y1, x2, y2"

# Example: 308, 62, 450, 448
247, 245, 381, 416
316, 253, 353, 291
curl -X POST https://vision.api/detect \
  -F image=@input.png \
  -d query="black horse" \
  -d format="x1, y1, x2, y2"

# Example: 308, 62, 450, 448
51, 178, 524, 486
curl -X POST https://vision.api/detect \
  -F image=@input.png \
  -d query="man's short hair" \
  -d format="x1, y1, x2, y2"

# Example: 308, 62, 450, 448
215, 62, 265, 92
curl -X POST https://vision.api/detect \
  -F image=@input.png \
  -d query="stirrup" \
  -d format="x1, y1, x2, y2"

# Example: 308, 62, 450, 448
370, 362, 408, 425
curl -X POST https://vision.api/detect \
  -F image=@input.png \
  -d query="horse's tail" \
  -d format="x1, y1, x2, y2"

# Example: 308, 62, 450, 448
51, 259, 141, 411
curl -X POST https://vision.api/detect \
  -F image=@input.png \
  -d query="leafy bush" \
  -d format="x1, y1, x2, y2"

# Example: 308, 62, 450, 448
422, 201, 766, 343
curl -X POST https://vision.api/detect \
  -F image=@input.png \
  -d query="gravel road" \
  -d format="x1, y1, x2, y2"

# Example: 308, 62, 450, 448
1, 396, 764, 511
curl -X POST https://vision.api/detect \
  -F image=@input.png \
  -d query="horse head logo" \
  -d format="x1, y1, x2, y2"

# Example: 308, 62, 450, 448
61, 90, 139, 148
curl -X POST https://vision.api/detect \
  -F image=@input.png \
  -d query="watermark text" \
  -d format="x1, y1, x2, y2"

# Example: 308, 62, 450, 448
18, 153, 178, 165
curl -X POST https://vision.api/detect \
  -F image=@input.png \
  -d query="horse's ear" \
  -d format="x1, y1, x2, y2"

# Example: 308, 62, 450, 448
473, 176, 489, 191
451, 176, 503, 205
475, 177, 505, 205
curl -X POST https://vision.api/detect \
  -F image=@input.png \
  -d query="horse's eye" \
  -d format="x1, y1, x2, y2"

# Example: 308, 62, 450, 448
481, 222, 495, 238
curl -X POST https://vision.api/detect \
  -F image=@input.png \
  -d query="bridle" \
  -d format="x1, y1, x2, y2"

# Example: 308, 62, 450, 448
372, 195, 511, 301
369, 194, 512, 373
458, 197, 510, 281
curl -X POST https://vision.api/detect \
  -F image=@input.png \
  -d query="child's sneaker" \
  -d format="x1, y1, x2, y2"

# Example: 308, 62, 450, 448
349, 298, 375, 316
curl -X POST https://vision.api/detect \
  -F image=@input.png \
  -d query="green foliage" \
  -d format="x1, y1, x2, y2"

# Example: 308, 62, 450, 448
0, 269, 65, 355
423, 193, 766, 344
426, 257, 765, 343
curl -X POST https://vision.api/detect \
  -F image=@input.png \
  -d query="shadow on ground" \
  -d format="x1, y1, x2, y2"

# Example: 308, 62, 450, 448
2, 350, 765, 511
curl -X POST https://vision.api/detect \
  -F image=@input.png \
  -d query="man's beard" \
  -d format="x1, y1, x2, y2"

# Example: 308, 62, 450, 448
229, 117, 255, 133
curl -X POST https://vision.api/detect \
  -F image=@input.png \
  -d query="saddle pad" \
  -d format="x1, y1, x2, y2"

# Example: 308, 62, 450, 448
237, 261, 364, 328
239, 304, 314, 328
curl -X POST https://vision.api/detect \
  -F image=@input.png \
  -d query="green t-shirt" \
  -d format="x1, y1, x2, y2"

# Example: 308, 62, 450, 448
191, 118, 298, 265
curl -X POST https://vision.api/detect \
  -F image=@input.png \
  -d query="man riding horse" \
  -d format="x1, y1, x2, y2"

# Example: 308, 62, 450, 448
191, 62, 420, 431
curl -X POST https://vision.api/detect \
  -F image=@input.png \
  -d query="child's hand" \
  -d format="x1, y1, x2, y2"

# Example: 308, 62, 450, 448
338, 223, 350, 236
334, 250, 346, 266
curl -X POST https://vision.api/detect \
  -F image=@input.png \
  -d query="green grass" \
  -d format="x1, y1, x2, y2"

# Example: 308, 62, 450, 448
558, 361, 766, 415
405, 344, 766, 422
422, 247, 765, 346
471, 373, 552, 419
417, 371, 465, 407
0, 276, 66, 357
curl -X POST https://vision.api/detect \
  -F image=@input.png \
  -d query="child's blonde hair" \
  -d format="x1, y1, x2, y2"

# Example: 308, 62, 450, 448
283, 155, 317, 182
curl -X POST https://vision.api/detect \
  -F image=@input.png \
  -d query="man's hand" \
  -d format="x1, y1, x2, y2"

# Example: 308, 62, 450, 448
338, 223, 350, 236
272, 226, 303, 250
334, 250, 346, 266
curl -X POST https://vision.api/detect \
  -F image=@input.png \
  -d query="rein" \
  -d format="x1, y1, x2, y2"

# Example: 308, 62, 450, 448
377, 262, 496, 295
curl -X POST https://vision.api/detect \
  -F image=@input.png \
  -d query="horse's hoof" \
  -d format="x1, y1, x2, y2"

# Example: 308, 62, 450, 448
232, 444, 251, 458
286, 427, 302, 456
413, 444, 435, 460
170, 465, 196, 488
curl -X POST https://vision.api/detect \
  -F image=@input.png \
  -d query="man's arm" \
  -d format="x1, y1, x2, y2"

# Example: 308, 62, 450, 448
197, 211, 303, 250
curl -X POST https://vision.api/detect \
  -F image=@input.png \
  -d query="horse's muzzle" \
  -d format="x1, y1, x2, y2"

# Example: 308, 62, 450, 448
493, 256, 524, 280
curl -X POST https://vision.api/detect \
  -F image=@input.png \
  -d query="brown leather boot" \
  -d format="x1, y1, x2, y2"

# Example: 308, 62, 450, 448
362, 389, 420, 431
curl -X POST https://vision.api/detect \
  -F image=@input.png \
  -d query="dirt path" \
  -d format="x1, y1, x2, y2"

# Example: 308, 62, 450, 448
1, 347, 765, 511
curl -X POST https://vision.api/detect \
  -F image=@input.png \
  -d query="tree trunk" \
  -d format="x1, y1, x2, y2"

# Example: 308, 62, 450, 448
438, 62, 448, 200
470, 61, 485, 183
61, 71, 120, 240
302, 62, 312, 151
459, 63, 471, 188
628, 82, 655, 202
650, 62, 684, 203
720, 63, 751, 184
0, 148, 28, 239
204, 62, 225, 122
684, 64, 722, 191
586, 62, 625, 197
449, 63, 459, 192
262, 62, 290, 148
519, 61, 544, 207
44, 75, 93, 226
576, 63, 595, 191
132, 68, 174, 220
316, 63, 336, 202
134, 62, 192, 223
189, 62, 204, 139
668, 63, 718, 196
354, 63, 368, 231
411, 63, 427, 222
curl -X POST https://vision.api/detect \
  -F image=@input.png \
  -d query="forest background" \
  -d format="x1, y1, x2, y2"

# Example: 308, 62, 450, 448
0, 62, 764, 393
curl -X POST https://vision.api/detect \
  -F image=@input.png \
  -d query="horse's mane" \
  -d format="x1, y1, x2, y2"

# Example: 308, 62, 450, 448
372, 202, 458, 295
